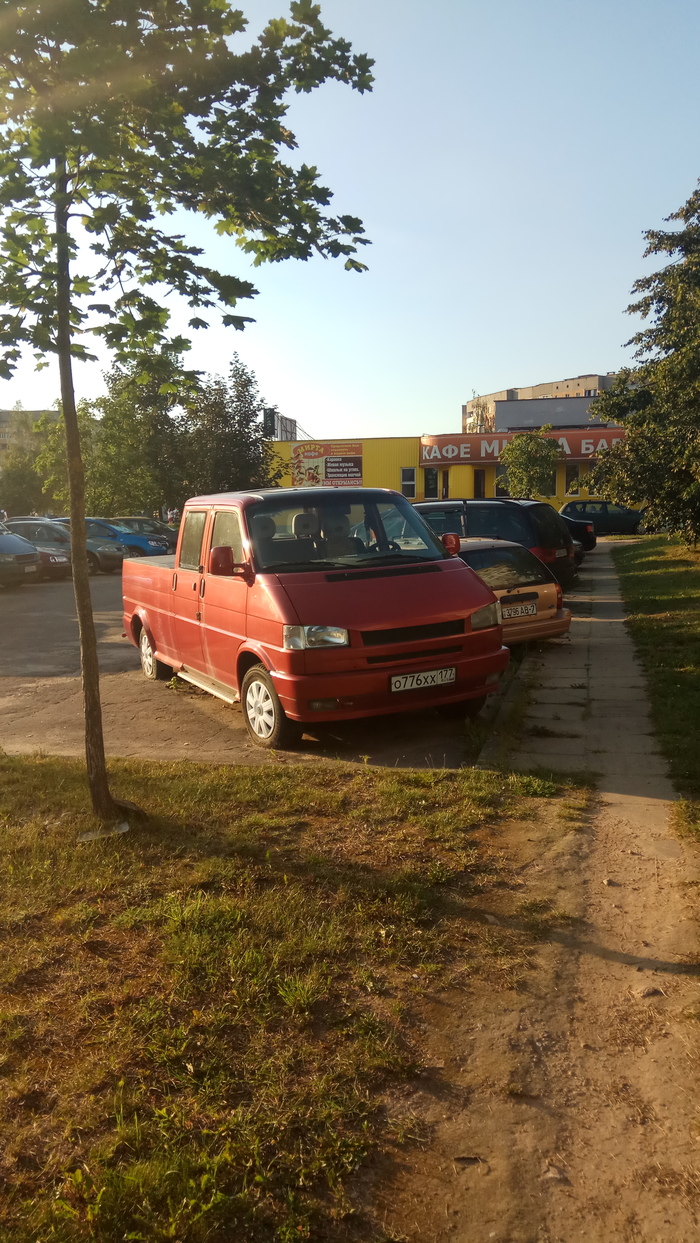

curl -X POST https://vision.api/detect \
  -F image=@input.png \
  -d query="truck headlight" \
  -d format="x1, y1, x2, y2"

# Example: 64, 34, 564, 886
283, 625, 350, 650
470, 601, 502, 630
0, 554, 14, 563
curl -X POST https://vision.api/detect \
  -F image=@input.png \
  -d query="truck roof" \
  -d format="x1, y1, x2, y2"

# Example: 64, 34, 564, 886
185, 487, 401, 506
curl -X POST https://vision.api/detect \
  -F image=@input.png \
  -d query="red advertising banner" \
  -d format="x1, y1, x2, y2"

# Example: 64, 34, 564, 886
420, 428, 625, 463
291, 442, 363, 487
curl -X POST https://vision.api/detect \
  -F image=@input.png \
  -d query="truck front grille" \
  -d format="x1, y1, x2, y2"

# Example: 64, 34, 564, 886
360, 619, 465, 647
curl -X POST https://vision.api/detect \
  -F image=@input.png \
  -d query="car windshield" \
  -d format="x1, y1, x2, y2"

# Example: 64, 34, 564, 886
246, 493, 447, 572
461, 547, 553, 591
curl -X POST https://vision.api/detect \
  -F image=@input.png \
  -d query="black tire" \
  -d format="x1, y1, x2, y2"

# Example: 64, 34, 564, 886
127, 545, 143, 557
87, 552, 99, 576
139, 628, 171, 681
241, 664, 302, 749
103, 566, 119, 574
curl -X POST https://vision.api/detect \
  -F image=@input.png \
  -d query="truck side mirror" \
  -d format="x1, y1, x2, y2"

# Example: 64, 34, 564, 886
209, 545, 248, 577
441, 532, 461, 556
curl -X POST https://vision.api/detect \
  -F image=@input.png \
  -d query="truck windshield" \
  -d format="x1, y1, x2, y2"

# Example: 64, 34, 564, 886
246, 494, 447, 572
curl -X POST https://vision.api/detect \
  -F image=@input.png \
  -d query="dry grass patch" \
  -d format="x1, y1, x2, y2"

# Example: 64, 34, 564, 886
0, 754, 569, 1241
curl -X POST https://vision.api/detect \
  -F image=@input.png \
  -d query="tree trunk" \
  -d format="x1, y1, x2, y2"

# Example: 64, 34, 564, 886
54, 156, 117, 821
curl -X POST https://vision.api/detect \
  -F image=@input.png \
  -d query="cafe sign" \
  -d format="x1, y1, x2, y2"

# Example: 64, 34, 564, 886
420, 428, 625, 464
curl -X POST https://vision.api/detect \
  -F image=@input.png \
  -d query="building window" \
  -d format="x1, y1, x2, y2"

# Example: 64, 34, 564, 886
474, 468, 486, 499
495, 465, 510, 497
423, 467, 439, 500
565, 464, 580, 495
401, 468, 416, 499
543, 469, 558, 497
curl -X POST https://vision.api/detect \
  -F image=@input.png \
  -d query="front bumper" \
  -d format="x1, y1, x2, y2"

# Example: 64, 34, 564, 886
0, 561, 39, 585
271, 645, 510, 722
503, 608, 572, 646
97, 551, 124, 570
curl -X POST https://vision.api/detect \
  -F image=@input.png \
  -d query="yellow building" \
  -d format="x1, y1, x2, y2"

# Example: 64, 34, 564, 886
272, 429, 624, 508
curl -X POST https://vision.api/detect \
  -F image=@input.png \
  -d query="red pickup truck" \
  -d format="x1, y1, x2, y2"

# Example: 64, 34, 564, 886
122, 487, 509, 747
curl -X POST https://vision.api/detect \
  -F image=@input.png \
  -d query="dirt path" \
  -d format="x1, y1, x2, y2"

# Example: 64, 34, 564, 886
374, 546, 700, 1242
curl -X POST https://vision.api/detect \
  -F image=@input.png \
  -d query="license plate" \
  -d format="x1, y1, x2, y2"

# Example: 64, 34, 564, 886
502, 602, 537, 619
390, 667, 456, 693
555, 548, 568, 558
24, 565, 37, 574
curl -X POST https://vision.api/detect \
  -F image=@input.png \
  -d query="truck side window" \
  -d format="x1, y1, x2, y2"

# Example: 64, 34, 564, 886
211, 510, 243, 563
178, 510, 207, 570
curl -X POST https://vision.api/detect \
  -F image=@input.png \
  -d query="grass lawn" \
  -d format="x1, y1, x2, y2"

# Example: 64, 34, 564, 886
0, 753, 577, 1242
611, 536, 700, 805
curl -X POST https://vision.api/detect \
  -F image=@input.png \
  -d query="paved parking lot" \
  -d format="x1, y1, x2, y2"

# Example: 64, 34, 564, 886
0, 575, 482, 768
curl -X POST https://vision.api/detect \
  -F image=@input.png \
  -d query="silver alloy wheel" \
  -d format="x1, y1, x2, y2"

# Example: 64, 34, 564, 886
140, 629, 154, 677
245, 677, 276, 739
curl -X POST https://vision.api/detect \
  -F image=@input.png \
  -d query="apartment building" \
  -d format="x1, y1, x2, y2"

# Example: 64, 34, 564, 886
462, 373, 618, 432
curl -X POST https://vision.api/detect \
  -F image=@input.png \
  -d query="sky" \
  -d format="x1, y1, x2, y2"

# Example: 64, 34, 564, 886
2, 0, 700, 438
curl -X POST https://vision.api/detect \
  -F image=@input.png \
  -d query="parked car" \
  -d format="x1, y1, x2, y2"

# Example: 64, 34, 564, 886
0, 521, 41, 586
53, 519, 126, 574
559, 500, 645, 535
414, 499, 576, 582
4, 518, 72, 580
559, 512, 597, 552
122, 487, 510, 747
112, 516, 178, 551
59, 517, 168, 558
458, 539, 571, 645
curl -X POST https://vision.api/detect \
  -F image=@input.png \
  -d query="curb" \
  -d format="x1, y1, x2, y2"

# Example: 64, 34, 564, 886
476, 652, 539, 769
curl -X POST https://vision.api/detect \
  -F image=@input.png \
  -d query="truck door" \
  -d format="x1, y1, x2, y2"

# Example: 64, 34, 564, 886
201, 508, 248, 688
171, 508, 208, 673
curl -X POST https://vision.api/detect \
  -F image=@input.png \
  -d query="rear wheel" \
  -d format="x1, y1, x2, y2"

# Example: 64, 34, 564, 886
139, 628, 171, 681
241, 664, 301, 749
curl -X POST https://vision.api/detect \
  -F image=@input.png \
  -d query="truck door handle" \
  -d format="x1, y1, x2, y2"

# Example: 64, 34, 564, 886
171, 573, 177, 590
199, 579, 205, 598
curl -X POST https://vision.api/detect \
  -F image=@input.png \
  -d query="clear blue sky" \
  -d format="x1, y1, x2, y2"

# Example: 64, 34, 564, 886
2, 0, 700, 437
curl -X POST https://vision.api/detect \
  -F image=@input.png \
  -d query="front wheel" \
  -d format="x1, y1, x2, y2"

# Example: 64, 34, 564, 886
87, 552, 99, 576
139, 628, 171, 681
241, 664, 302, 749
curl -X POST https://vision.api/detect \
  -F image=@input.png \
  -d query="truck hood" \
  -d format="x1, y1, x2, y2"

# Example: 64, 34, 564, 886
275, 557, 495, 632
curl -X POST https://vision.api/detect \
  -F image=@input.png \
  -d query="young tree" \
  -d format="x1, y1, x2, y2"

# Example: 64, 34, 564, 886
0, 3, 372, 818
498, 426, 562, 498
590, 184, 700, 541
184, 354, 283, 498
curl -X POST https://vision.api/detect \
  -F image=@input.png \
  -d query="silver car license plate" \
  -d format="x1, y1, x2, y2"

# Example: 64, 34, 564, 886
391, 667, 456, 693
24, 565, 37, 574
555, 548, 568, 558
502, 602, 537, 619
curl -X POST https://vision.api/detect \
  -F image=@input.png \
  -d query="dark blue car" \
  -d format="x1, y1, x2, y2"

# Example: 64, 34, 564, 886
0, 521, 41, 587
59, 517, 169, 556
